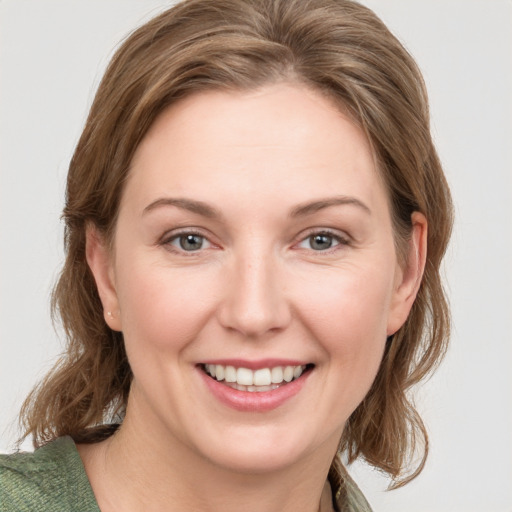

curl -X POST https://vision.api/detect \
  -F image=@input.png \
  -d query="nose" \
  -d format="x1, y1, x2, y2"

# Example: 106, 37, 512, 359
217, 250, 292, 338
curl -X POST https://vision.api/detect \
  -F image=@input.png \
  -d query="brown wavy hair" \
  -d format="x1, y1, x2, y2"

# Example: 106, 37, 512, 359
19, 0, 453, 492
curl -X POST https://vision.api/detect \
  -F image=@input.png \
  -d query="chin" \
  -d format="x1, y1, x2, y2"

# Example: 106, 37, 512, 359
192, 425, 336, 476
206, 446, 306, 475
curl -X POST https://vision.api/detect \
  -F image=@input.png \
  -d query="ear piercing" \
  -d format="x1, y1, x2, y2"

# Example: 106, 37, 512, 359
107, 311, 114, 319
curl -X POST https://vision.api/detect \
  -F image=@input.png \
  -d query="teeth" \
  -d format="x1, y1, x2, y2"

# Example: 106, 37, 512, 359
236, 367, 253, 386
204, 364, 306, 389
271, 366, 283, 383
215, 365, 225, 381
293, 366, 303, 379
283, 366, 294, 382
253, 368, 271, 386
225, 365, 236, 383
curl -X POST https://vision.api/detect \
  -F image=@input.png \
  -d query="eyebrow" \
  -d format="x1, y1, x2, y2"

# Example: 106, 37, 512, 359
143, 195, 371, 219
290, 196, 372, 217
143, 197, 221, 219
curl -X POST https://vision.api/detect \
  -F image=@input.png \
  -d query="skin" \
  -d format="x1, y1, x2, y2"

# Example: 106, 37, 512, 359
82, 83, 427, 512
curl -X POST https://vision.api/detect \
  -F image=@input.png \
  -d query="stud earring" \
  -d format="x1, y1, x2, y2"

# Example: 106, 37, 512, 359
107, 311, 114, 319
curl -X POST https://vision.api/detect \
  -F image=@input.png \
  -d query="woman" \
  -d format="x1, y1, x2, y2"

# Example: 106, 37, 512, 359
0, 0, 453, 510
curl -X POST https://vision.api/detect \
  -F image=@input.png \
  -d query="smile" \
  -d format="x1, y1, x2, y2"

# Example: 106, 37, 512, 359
202, 364, 312, 392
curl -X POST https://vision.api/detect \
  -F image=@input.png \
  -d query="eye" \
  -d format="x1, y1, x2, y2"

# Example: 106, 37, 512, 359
166, 232, 212, 252
297, 231, 348, 251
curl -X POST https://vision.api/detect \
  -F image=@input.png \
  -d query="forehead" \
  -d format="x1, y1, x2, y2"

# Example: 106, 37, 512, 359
125, 83, 388, 215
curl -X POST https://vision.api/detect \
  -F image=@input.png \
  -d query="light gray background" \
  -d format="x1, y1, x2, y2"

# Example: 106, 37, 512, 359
1, 1, 511, 511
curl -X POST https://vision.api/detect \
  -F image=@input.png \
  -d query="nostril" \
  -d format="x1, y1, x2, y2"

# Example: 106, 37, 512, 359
215, 260, 292, 337
216, 300, 292, 338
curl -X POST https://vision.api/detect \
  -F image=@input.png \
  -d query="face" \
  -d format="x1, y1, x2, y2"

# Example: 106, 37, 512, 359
88, 83, 424, 474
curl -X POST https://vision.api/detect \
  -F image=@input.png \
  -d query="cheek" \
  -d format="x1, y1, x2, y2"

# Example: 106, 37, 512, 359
302, 264, 393, 333
297, 264, 394, 381
115, 260, 215, 355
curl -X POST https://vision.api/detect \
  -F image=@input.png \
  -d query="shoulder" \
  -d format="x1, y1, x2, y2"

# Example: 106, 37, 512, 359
330, 468, 373, 512
0, 436, 100, 512
342, 472, 373, 512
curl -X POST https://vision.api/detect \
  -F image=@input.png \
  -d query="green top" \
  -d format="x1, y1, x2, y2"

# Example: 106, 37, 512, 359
0, 437, 99, 512
0, 437, 372, 511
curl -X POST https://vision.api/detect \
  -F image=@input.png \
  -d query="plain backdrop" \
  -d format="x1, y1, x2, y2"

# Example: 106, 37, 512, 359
1, 1, 511, 511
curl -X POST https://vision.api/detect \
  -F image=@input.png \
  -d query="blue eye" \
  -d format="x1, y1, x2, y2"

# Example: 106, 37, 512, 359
308, 233, 337, 250
169, 233, 210, 252
298, 231, 346, 251
311, 234, 335, 250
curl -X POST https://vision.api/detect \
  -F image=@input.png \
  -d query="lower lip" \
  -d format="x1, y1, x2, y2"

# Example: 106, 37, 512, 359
199, 368, 312, 412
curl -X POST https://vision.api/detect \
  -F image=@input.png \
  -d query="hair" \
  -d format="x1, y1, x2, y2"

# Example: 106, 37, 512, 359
19, 0, 453, 494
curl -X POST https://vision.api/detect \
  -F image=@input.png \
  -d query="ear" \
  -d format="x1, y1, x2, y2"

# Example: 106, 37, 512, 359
387, 212, 428, 336
85, 225, 122, 332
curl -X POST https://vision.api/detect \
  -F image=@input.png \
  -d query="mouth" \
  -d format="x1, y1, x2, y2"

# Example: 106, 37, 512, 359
200, 363, 314, 393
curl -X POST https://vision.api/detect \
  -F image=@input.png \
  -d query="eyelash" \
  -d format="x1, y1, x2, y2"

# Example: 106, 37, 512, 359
160, 229, 214, 255
159, 228, 351, 255
294, 229, 351, 253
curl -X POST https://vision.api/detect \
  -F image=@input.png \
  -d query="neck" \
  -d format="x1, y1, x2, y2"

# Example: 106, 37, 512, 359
79, 407, 337, 512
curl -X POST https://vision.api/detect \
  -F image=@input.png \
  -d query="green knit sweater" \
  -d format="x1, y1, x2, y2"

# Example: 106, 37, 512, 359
0, 437, 372, 511
0, 437, 99, 511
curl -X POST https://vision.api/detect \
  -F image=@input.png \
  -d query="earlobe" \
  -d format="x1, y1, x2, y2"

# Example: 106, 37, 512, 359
386, 212, 428, 336
85, 225, 122, 331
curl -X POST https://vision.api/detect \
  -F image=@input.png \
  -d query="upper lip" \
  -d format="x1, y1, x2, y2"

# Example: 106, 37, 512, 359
199, 359, 311, 370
